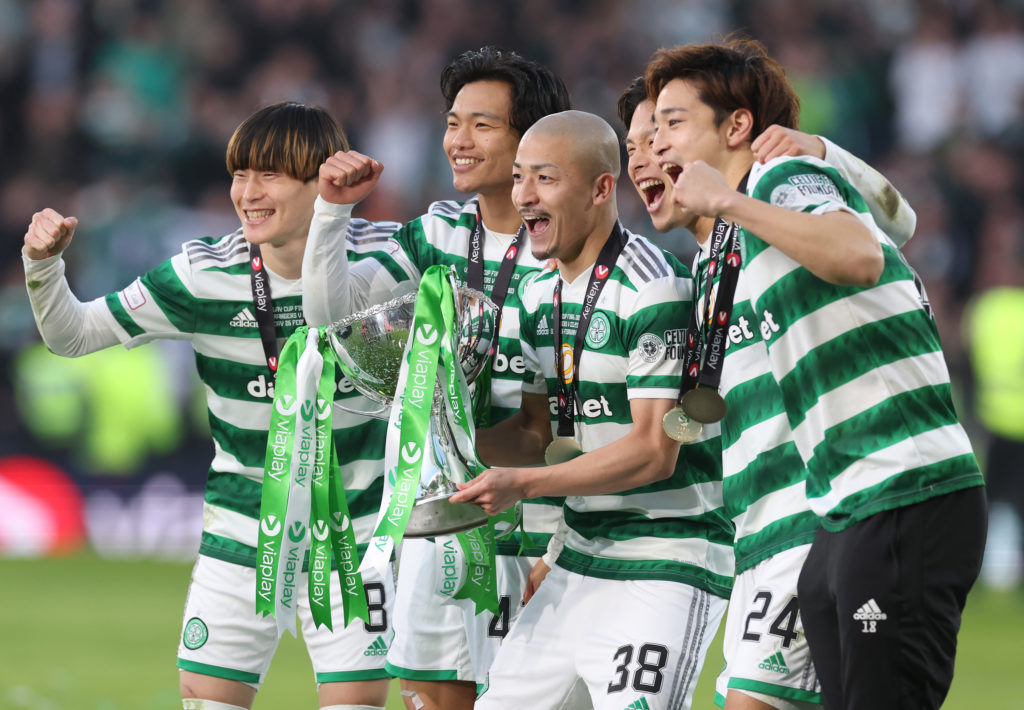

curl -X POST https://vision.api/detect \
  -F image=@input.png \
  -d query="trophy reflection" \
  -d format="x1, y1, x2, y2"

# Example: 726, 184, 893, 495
325, 281, 498, 537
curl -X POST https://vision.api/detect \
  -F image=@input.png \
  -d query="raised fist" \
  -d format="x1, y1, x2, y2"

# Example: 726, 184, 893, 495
24, 208, 78, 260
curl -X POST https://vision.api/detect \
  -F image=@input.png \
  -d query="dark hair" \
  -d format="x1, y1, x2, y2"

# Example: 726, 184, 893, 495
616, 75, 647, 132
644, 37, 800, 138
440, 46, 571, 137
225, 102, 348, 182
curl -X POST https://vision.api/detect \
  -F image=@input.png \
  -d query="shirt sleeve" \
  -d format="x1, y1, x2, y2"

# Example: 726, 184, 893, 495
820, 137, 916, 247
302, 196, 419, 326
23, 249, 128, 356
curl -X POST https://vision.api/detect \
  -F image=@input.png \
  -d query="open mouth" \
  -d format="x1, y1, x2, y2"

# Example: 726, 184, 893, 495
245, 209, 275, 223
661, 162, 683, 183
522, 214, 550, 237
453, 157, 482, 168
637, 178, 666, 211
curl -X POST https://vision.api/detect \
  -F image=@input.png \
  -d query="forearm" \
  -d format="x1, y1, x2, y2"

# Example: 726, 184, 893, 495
821, 137, 916, 247
23, 251, 122, 356
521, 422, 679, 499
303, 197, 356, 325
720, 193, 883, 286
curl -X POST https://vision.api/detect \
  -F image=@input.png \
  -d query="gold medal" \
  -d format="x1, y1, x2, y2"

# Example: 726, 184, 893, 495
681, 387, 727, 424
662, 406, 704, 443
545, 437, 584, 465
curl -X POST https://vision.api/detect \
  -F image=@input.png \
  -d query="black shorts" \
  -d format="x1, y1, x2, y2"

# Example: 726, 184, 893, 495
797, 486, 987, 710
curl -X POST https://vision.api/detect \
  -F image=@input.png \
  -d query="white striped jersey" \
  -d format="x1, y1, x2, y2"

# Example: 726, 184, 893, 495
519, 226, 733, 597
739, 156, 984, 531
104, 229, 387, 566
307, 196, 563, 556
693, 248, 817, 575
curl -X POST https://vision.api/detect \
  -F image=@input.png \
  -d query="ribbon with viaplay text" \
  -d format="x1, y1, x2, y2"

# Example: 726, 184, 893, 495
433, 281, 502, 616
359, 267, 450, 582
256, 326, 368, 637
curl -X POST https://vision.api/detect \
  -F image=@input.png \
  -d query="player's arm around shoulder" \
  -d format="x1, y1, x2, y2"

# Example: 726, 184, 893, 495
726, 156, 883, 287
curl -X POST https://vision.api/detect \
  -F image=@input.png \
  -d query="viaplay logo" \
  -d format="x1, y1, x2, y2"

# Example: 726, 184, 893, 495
311, 520, 330, 542
252, 256, 263, 270
330, 512, 351, 533
261, 514, 282, 537
595, 264, 610, 279
401, 442, 422, 464
287, 521, 307, 543
505, 245, 518, 261
275, 394, 300, 416
416, 324, 438, 346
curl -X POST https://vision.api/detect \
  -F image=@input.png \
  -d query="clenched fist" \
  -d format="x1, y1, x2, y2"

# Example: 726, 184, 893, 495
319, 150, 384, 205
24, 208, 78, 260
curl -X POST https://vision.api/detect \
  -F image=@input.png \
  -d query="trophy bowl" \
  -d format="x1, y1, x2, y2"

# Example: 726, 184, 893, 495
325, 278, 505, 538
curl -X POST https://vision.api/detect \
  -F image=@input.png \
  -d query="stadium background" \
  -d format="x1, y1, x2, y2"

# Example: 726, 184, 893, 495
1, 0, 1022, 707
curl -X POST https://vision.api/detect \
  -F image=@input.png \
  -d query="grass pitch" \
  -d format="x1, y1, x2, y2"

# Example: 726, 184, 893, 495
1, 552, 1019, 709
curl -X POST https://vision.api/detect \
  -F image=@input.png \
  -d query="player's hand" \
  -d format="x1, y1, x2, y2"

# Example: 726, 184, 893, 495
669, 161, 733, 219
319, 150, 384, 205
24, 208, 78, 260
449, 468, 526, 515
752, 125, 826, 163
523, 559, 550, 604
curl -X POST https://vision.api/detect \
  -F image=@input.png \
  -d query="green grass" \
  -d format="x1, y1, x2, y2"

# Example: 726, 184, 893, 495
1, 553, 1020, 709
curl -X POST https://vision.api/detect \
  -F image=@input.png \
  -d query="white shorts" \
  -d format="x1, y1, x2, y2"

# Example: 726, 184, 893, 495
716, 544, 821, 707
385, 537, 534, 684
476, 564, 728, 710
177, 554, 394, 687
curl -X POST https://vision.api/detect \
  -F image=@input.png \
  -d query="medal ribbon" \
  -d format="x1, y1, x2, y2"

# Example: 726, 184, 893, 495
673, 173, 750, 407
467, 204, 525, 428
249, 243, 281, 377
553, 222, 627, 438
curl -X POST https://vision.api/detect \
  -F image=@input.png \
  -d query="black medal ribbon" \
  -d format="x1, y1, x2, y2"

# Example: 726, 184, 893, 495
249, 242, 280, 379
553, 222, 627, 438
467, 203, 525, 336
674, 172, 749, 423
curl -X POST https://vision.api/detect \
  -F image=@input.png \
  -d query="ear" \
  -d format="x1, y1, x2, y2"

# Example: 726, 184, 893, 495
592, 173, 616, 205
724, 109, 754, 148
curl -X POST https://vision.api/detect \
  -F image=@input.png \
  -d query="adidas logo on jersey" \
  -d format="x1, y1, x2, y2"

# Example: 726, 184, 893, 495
758, 651, 791, 674
537, 314, 551, 335
623, 697, 651, 710
854, 598, 887, 633
852, 598, 887, 621
230, 307, 258, 328
363, 636, 388, 656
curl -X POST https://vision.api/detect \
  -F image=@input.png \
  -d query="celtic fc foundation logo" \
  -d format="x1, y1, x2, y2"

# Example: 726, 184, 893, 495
183, 617, 208, 650
585, 312, 611, 349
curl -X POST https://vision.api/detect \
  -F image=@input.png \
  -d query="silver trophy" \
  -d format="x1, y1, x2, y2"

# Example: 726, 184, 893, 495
325, 278, 502, 537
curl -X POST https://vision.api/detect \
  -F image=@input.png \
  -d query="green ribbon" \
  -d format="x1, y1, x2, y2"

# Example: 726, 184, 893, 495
360, 266, 449, 577
257, 327, 368, 636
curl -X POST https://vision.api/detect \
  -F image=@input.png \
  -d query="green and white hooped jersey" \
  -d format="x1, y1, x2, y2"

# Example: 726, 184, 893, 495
519, 227, 733, 598
327, 196, 563, 556
739, 156, 984, 531
104, 229, 386, 567
693, 246, 818, 575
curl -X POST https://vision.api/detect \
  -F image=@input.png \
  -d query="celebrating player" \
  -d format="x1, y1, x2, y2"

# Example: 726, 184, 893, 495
23, 102, 394, 710
647, 38, 987, 710
301, 47, 571, 710
619, 72, 918, 710
451, 110, 733, 710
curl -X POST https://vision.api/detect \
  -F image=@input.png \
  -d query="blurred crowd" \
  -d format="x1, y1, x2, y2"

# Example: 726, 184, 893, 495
1, 0, 1022, 568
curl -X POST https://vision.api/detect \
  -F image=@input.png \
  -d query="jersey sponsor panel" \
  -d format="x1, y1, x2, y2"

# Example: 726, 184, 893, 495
740, 157, 983, 530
